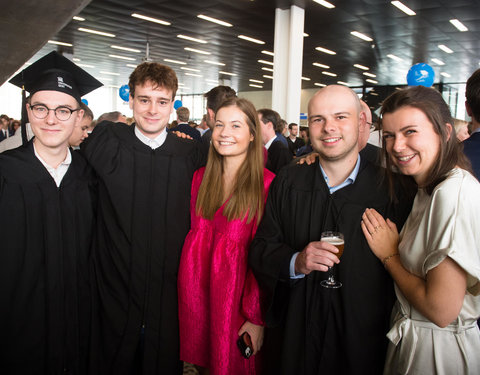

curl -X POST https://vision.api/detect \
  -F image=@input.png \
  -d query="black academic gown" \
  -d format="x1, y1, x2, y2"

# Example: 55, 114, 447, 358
81, 122, 206, 375
249, 158, 414, 375
0, 142, 96, 375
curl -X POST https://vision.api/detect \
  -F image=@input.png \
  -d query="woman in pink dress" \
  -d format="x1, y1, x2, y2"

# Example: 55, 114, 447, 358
178, 97, 275, 375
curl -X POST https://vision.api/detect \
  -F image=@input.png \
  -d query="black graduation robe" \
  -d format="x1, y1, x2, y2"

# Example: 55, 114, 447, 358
81, 122, 206, 375
249, 158, 414, 375
0, 142, 96, 375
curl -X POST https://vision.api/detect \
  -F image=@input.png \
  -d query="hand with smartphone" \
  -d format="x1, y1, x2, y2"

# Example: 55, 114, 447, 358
237, 320, 264, 358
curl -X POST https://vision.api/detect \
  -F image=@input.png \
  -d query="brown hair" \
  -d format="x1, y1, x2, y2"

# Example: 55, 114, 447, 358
466, 68, 480, 123
257, 108, 282, 132
176, 106, 190, 122
204, 85, 237, 112
196, 97, 265, 224
380, 86, 471, 196
128, 62, 178, 99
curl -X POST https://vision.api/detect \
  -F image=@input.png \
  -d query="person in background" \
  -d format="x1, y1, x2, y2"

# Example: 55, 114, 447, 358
97, 111, 127, 124
202, 86, 237, 145
463, 68, 480, 179
169, 106, 201, 140
69, 102, 94, 148
0, 114, 13, 141
178, 97, 274, 375
454, 119, 470, 142
286, 122, 304, 156
362, 86, 480, 374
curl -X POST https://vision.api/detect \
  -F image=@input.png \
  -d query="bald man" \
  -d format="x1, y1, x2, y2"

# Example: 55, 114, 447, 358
249, 85, 413, 375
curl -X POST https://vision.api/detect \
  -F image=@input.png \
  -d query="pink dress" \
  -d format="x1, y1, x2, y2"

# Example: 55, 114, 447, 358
178, 167, 275, 375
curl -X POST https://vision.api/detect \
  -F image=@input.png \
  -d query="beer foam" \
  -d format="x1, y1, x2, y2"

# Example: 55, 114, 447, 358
323, 237, 344, 245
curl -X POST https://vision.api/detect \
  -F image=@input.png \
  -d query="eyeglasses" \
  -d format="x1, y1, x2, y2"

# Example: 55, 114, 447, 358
29, 104, 80, 121
367, 122, 376, 132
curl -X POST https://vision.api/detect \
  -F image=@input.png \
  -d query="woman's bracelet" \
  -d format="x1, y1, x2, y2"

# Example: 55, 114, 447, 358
382, 253, 399, 268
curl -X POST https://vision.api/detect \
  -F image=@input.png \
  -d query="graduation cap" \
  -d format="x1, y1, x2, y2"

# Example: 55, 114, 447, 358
9, 51, 103, 145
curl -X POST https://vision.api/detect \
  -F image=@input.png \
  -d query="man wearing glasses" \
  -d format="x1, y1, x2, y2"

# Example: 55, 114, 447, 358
81, 62, 206, 374
0, 51, 101, 374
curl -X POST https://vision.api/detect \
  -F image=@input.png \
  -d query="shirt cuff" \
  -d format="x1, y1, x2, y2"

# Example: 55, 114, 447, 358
290, 252, 305, 279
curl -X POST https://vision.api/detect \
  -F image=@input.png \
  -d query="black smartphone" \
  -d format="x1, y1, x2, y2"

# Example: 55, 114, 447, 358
237, 332, 253, 359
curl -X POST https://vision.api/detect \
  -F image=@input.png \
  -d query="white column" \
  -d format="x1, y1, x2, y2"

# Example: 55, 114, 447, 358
272, 5, 305, 124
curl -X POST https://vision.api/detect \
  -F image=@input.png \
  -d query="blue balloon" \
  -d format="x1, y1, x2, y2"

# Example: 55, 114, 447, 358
174, 99, 183, 110
119, 84, 130, 102
81, 98, 89, 106
406, 63, 435, 87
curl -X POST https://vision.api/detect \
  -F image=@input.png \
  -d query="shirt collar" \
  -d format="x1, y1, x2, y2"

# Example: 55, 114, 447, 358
265, 134, 277, 150
33, 144, 72, 187
471, 127, 480, 135
319, 154, 361, 194
134, 125, 167, 149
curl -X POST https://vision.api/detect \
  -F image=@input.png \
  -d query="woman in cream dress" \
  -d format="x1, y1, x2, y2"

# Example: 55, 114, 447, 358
361, 86, 480, 374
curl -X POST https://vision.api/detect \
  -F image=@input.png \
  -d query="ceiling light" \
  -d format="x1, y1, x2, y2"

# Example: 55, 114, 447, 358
363, 72, 376, 77
197, 14, 233, 27
100, 71, 120, 76
249, 79, 264, 83
370, 92, 379, 96
185, 72, 203, 77
177, 34, 207, 44
76, 63, 94, 68
164, 58, 186, 65
313, 0, 335, 9
78, 27, 115, 37
337, 81, 349, 86
249, 84, 263, 88
449, 19, 468, 32
314, 83, 326, 87
238, 35, 265, 44
98, 77, 113, 81
431, 58, 445, 65
47, 40, 73, 47
303, 33, 309, 37
205, 79, 218, 84
387, 53, 403, 61
315, 46, 336, 55
353, 64, 369, 70
73, 16, 85, 21
111, 45, 141, 53
301, 77, 311, 81
108, 85, 121, 89
72, 58, 81, 62
262, 67, 274, 72
258, 59, 274, 66
322, 71, 337, 77
219, 71, 237, 76
181, 67, 201, 72
350, 31, 373, 42
313, 62, 330, 69
184, 47, 211, 55
366, 79, 378, 84
441, 72, 451, 78
126, 64, 138, 68
109, 54, 135, 61
262, 50, 274, 56
263, 75, 273, 79
131, 13, 170, 25
391, 1, 416, 16
438, 44, 453, 54
204, 60, 225, 66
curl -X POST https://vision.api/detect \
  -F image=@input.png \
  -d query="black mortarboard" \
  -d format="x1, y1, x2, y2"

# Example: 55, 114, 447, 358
9, 51, 102, 103
9, 51, 103, 145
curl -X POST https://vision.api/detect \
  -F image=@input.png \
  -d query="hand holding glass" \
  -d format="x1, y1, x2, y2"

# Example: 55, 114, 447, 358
320, 231, 344, 288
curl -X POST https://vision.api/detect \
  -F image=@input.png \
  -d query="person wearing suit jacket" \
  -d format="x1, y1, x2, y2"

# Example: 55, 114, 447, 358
0, 115, 14, 142
463, 69, 480, 180
258, 108, 292, 174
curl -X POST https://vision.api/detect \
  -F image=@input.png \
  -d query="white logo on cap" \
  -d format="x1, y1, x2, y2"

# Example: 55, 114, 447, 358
57, 76, 73, 90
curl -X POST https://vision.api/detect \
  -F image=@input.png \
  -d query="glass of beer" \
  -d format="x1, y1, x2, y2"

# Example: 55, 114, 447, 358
320, 231, 344, 289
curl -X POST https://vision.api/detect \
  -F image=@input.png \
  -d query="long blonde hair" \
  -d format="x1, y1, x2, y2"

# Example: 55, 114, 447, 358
196, 97, 265, 224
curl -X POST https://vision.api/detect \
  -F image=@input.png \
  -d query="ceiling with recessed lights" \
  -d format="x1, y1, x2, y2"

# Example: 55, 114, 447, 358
9, 0, 480, 95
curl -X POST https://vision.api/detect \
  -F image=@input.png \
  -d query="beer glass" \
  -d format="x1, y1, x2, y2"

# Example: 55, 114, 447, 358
320, 231, 344, 288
